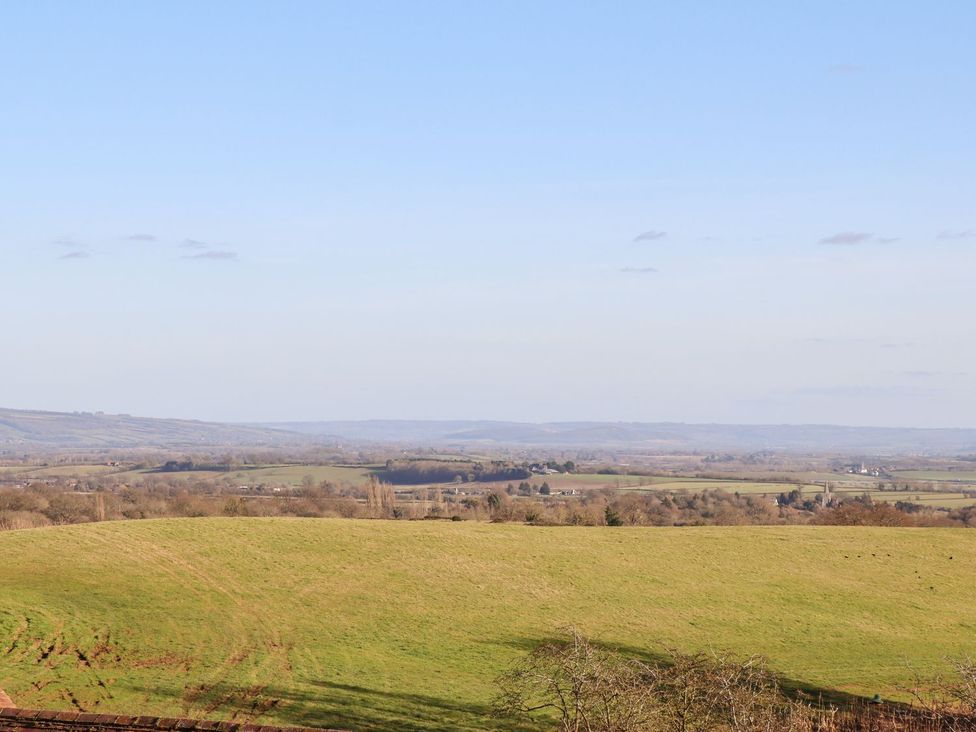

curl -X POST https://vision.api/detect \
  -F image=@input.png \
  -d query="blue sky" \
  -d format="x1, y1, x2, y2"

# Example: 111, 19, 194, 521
2, 1, 974, 426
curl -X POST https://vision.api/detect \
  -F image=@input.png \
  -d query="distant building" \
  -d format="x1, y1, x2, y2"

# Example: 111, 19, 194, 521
846, 463, 883, 477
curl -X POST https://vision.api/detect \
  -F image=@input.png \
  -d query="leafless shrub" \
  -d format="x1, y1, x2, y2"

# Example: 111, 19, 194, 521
494, 629, 810, 732
494, 627, 661, 732
903, 658, 976, 732
0, 509, 52, 531
495, 630, 976, 732
645, 649, 811, 732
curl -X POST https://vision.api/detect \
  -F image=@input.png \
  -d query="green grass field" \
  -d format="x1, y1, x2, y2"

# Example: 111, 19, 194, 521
0, 464, 121, 479
1, 519, 974, 731
109, 464, 376, 487
869, 492, 976, 508
485, 474, 825, 496
559, 476, 976, 508
617, 479, 820, 495
891, 470, 976, 483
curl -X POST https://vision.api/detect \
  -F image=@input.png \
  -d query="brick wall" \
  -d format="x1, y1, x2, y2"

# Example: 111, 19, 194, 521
0, 708, 341, 732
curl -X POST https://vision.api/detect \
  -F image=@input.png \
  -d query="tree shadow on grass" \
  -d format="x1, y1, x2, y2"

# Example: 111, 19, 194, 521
114, 633, 892, 731
492, 633, 882, 710
306, 680, 540, 732
126, 678, 540, 732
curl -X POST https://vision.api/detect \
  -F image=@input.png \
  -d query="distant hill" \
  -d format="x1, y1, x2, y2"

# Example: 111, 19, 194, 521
266, 419, 976, 454
3, 407, 976, 454
0, 408, 301, 450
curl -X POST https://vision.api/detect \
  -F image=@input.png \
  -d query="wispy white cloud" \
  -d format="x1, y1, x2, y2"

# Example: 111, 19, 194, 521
792, 384, 939, 398
183, 250, 238, 261
126, 233, 157, 242
633, 230, 667, 243
937, 229, 974, 240
803, 337, 872, 345
818, 231, 873, 245
901, 370, 969, 379
619, 266, 658, 274
59, 250, 90, 260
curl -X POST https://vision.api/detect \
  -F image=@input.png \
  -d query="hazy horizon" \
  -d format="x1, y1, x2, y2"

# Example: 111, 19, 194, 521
6, 404, 976, 434
3, 2, 974, 429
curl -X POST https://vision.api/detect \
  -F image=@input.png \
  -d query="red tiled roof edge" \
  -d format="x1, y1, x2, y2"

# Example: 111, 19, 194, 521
0, 708, 344, 732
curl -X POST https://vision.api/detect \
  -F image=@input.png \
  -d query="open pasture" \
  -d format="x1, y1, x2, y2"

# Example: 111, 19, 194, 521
111, 464, 376, 487
0, 464, 121, 480
869, 491, 976, 508
891, 470, 976, 484
615, 479, 821, 495
605, 479, 976, 508
1, 519, 974, 731
502, 473, 825, 496
215, 463, 374, 487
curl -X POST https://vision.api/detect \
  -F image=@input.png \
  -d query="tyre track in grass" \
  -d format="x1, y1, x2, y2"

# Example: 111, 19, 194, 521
0, 526, 246, 715
125, 534, 294, 719
84, 525, 293, 721
1, 608, 114, 712
82, 528, 258, 717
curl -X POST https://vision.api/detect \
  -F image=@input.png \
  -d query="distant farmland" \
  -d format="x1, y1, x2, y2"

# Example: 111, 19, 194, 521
1, 519, 973, 731
6, 460, 976, 511
113, 463, 376, 487
892, 470, 976, 483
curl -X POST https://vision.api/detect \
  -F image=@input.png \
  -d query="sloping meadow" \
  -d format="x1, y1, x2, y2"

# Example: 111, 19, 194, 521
1, 519, 973, 731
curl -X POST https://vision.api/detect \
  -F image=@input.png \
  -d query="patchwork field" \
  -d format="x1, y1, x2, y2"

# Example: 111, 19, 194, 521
0, 519, 974, 731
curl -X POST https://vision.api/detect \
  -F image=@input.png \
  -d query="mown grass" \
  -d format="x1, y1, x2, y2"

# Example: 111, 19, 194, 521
0, 519, 974, 731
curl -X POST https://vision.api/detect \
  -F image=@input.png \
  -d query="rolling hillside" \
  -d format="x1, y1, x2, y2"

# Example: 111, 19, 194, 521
1, 519, 974, 731
0, 408, 303, 450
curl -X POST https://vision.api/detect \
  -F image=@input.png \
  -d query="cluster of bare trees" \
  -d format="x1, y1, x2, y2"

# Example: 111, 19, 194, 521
495, 628, 976, 732
815, 497, 976, 528
0, 480, 363, 530
364, 476, 397, 517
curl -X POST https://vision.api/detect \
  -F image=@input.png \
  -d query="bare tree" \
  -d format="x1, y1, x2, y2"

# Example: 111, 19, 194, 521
906, 657, 976, 731
495, 627, 660, 732
495, 629, 811, 732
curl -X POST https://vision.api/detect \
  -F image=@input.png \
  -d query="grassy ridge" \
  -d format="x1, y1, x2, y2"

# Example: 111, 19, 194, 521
0, 519, 974, 731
